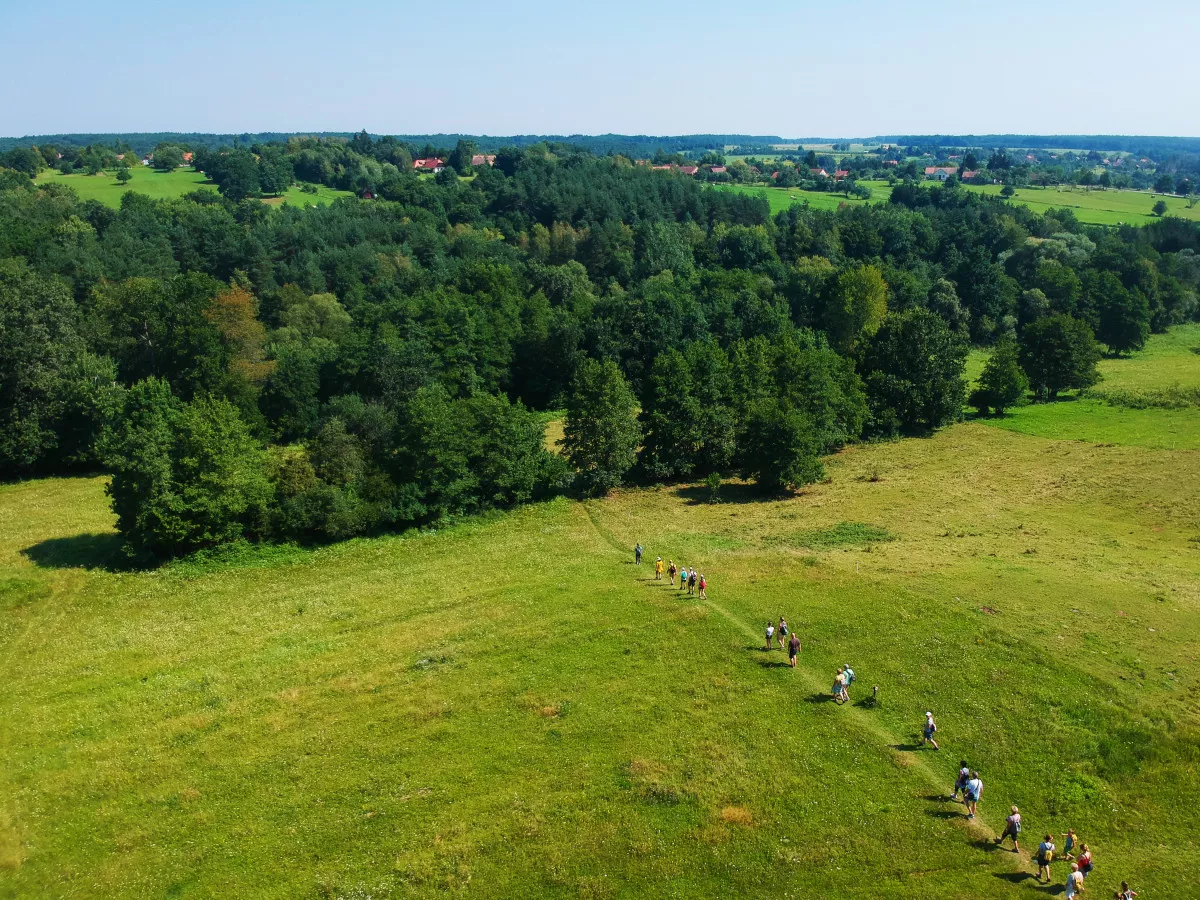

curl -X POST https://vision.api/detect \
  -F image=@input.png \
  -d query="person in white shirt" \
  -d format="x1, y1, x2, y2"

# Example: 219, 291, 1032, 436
995, 805, 1021, 852
964, 771, 983, 819
1064, 863, 1084, 899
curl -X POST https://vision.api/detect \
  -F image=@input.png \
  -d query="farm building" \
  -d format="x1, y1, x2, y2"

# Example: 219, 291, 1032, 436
470, 154, 497, 167
924, 166, 957, 181
413, 158, 445, 173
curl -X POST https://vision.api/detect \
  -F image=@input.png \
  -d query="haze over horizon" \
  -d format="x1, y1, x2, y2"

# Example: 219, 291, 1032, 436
3, 0, 1199, 138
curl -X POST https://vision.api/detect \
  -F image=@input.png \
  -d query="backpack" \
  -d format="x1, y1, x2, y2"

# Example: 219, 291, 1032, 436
845, 669, 855, 684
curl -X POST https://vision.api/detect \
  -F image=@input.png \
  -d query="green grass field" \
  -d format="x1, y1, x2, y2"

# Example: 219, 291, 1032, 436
3, 330, 1199, 897
968, 325, 1200, 450
713, 181, 893, 215
34, 168, 353, 209
964, 184, 1200, 227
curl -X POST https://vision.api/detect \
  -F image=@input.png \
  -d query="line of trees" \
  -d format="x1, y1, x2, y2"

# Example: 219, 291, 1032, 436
2, 143, 1199, 563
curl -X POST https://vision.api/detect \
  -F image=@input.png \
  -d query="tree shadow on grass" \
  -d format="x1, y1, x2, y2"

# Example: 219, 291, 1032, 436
22, 533, 126, 571
675, 483, 787, 506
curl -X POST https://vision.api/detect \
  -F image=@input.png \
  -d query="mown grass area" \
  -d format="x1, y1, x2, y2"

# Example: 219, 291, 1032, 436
712, 180, 893, 215
964, 184, 1200, 227
34, 168, 353, 209
970, 325, 1200, 449
3, 405, 1199, 894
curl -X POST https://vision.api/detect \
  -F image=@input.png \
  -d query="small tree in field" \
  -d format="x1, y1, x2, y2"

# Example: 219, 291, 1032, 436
1152, 199, 1168, 217
116, 167, 132, 185
562, 358, 640, 496
969, 336, 1028, 415
1019, 314, 1101, 400
739, 399, 825, 492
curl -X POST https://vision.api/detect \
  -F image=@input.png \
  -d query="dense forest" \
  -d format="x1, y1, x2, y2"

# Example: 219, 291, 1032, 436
3, 137, 1199, 562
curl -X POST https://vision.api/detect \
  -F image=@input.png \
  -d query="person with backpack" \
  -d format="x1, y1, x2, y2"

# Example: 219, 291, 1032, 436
697, 573, 707, 599
668, 560, 677, 586
678, 566, 688, 591
777, 617, 788, 650
654, 557, 664, 580
1064, 863, 1084, 899
995, 805, 1022, 852
787, 631, 801, 668
842, 664, 856, 701
832, 668, 847, 703
1061, 828, 1078, 860
951, 761, 970, 802
635, 543, 643, 565
964, 771, 983, 819
921, 712, 940, 750
764, 621, 775, 650
688, 569, 697, 595
1036, 834, 1056, 882
1119, 880, 1137, 899
1076, 844, 1093, 878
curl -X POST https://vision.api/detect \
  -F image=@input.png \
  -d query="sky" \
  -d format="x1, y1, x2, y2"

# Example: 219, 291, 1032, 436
2, 0, 1199, 139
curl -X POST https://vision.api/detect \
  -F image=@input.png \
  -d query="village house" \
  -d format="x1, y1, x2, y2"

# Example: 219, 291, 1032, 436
413, 157, 445, 173
834, 169, 850, 180
810, 168, 829, 177
470, 154, 496, 167
708, 165, 727, 174
960, 170, 979, 181
678, 165, 699, 175
924, 166, 957, 181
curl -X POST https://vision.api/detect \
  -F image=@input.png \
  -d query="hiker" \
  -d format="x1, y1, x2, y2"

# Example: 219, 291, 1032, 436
668, 560, 677, 585
995, 805, 1021, 852
679, 566, 687, 590
920, 712, 939, 750
697, 573, 707, 600
951, 761, 970, 802
1077, 844, 1093, 878
1065, 863, 1084, 900
842, 664, 855, 701
764, 621, 775, 650
777, 617, 788, 650
635, 543, 643, 565
833, 668, 846, 702
964, 771, 982, 819
1036, 834, 1056, 882
1119, 881, 1137, 899
655, 557, 663, 580
688, 569, 697, 595
1062, 828, 1077, 860
788, 630, 801, 667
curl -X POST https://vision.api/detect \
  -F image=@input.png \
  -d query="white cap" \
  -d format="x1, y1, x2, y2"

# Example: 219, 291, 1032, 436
925, 711, 933, 717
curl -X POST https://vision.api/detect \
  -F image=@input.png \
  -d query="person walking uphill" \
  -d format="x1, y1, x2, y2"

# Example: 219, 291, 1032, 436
635, 543, 643, 565
1064, 863, 1084, 900
995, 806, 1021, 852
964, 771, 983, 819
921, 712, 940, 750
668, 560, 677, 586
1036, 834, 1056, 883
655, 557, 664, 580
697, 573, 707, 600
688, 569, 697, 595
788, 631, 801, 668
764, 621, 775, 651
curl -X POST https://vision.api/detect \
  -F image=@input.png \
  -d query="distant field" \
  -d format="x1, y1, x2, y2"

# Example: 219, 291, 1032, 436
713, 180, 893, 215
965, 184, 1200, 226
970, 324, 1200, 449
35, 168, 352, 209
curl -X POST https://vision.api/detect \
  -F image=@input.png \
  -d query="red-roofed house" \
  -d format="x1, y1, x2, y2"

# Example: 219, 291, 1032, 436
709, 165, 727, 174
834, 169, 850, 180
810, 168, 829, 177
651, 165, 672, 171
924, 166, 957, 181
960, 170, 979, 181
679, 165, 699, 175
182, 152, 194, 163
470, 154, 496, 167
413, 158, 445, 172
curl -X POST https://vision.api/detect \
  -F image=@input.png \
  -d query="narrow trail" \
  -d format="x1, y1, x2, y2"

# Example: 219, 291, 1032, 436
577, 501, 1038, 876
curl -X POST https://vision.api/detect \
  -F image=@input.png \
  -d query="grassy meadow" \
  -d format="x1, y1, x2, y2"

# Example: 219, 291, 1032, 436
2, 331, 1200, 898
964, 184, 1200, 227
33, 168, 352, 209
713, 180, 893, 215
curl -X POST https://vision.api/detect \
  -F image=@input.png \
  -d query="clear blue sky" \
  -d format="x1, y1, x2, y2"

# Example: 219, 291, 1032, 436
3, 0, 1198, 138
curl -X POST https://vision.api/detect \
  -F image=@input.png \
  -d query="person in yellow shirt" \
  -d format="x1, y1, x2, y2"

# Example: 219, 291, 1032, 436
655, 557, 664, 580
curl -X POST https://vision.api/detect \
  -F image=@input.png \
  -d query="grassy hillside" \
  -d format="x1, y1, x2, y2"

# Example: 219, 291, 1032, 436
2, 332, 1198, 898
33, 167, 352, 209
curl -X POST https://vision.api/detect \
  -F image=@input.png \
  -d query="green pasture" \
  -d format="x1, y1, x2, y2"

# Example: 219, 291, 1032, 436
966, 184, 1200, 227
713, 180, 893, 215
3, 339, 1200, 896
34, 168, 352, 209
969, 324, 1200, 449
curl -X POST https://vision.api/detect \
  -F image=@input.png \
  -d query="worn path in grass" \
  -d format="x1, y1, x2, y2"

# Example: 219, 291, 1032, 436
595, 501, 1039, 875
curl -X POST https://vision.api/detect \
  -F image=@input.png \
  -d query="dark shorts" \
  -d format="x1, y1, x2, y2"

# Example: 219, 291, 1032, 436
789, 648, 797, 659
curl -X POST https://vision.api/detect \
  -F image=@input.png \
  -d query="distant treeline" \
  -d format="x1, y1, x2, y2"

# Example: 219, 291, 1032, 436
877, 134, 1200, 155
8, 131, 1200, 158
0, 132, 788, 158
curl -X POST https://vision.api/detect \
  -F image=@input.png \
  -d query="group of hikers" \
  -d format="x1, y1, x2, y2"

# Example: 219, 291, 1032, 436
641, 547, 708, 600
632, 542, 1136, 898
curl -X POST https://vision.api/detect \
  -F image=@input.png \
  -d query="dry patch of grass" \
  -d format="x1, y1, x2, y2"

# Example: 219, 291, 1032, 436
719, 806, 753, 826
